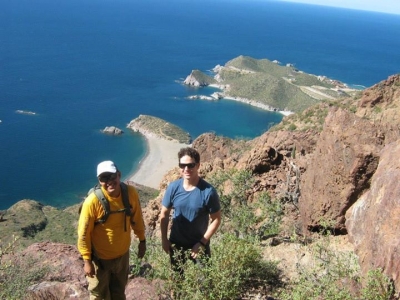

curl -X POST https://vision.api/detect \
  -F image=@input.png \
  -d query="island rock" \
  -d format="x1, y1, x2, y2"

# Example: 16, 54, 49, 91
102, 126, 124, 135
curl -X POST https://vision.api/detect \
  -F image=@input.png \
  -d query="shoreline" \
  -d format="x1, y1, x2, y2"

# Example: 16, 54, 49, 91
223, 95, 293, 116
208, 84, 293, 116
125, 134, 189, 189
125, 87, 293, 190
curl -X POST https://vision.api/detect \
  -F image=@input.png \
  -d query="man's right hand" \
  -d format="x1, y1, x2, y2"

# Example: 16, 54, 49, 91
162, 239, 171, 254
84, 260, 95, 277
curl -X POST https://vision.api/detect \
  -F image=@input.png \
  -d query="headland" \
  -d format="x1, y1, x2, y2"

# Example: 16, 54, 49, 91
126, 115, 191, 188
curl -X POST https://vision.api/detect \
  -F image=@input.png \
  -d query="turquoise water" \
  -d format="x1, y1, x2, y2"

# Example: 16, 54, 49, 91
1, 0, 399, 209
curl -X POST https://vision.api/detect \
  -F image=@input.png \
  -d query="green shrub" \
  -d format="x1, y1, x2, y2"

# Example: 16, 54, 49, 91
278, 241, 360, 300
288, 123, 297, 131
207, 169, 258, 238
256, 192, 284, 238
162, 234, 279, 299
361, 268, 394, 300
277, 224, 394, 300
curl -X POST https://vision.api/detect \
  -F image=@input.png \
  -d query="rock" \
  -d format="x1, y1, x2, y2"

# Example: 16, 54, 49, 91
299, 108, 383, 233
20, 242, 162, 300
21, 242, 88, 299
183, 69, 215, 87
102, 126, 124, 135
346, 140, 400, 292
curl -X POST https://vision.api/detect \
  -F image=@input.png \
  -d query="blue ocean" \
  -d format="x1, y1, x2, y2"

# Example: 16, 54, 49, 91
1, 0, 399, 210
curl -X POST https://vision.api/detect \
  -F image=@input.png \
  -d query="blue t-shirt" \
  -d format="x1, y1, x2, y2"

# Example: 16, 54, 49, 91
162, 178, 221, 247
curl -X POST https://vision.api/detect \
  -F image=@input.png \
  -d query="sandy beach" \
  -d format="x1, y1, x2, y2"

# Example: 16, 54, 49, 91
126, 135, 189, 189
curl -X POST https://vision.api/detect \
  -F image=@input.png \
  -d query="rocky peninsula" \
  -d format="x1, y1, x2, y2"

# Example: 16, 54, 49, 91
183, 55, 361, 114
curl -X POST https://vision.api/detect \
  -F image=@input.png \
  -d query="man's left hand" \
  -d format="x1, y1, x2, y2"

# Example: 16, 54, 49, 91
138, 241, 146, 258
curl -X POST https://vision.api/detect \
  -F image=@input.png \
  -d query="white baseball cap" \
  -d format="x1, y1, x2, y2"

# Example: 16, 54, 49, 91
97, 160, 117, 177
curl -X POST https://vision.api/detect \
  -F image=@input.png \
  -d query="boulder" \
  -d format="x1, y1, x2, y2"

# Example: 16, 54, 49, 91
299, 108, 383, 233
19, 242, 161, 299
346, 140, 400, 292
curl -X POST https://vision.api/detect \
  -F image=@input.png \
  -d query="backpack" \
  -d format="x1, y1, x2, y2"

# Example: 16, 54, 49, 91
79, 182, 132, 231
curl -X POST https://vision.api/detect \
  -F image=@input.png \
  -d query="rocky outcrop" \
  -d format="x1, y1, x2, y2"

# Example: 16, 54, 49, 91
355, 74, 400, 144
346, 140, 400, 292
299, 108, 383, 233
102, 126, 123, 135
21, 242, 87, 299
183, 69, 216, 87
20, 242, 161, 299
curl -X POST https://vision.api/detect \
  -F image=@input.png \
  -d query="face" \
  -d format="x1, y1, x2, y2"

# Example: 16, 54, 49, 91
98, 172, 120, 196
179, 155, 199, 180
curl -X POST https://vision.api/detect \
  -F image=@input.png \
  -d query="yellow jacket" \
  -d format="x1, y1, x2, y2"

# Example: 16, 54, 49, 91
77, 184, 145, 260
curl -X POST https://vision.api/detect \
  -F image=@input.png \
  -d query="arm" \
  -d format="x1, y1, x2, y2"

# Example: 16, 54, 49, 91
191, 210, 222, 259
77, 198, 96, 277
160, 205, 172, 254
129, 187, 146, 258
129, 187, 146, 241
201, 210, 222, 244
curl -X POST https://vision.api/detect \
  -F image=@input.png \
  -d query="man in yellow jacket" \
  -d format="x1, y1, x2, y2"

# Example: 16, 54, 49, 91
78, 160, 146, 300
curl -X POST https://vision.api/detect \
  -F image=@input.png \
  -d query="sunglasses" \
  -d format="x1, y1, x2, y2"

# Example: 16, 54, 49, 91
178, 162, 197, 169
98, 173, 118, 183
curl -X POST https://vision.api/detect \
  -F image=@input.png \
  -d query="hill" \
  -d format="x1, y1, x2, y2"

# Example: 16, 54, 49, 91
127, 114, 192, 144
184, 55, 360, 113
1, 73, 400, 299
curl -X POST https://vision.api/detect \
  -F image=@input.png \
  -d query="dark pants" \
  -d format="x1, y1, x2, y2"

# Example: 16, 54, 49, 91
169, 243, 211, 275
87, 251, 129, 300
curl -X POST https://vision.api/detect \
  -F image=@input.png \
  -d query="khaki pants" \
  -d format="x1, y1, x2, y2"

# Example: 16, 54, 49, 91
87, 251, 129, 300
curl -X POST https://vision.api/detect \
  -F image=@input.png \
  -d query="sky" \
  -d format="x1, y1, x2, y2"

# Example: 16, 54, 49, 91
280, 0, 400, 15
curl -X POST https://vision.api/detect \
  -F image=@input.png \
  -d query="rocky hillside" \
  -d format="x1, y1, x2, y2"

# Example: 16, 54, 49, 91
148, 74, 400, 292
1, 74, 400, 298
215, 74, 400, 289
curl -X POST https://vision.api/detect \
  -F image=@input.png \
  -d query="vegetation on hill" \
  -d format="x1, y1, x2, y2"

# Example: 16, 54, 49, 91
188, 55, 359, 113
1, 169, 394, 299
128, 114, 191, 144
0, 184, 158, 249
270, 91, 363, 132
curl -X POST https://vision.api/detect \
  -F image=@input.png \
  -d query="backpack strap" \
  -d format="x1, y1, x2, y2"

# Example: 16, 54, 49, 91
120, 182, 132, 231
92, 183, 132, 231
120, 182, 132, 217
92, 185, 110, 224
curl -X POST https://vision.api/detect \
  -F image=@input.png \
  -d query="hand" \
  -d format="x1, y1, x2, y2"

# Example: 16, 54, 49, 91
138, 241, 146, 259
190, 242, 203, 259
162, 239, 171, 254
84, 260, 95, 278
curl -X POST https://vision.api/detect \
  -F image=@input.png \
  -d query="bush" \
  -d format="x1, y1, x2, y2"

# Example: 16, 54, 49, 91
130, 234, 281, 299
158, 234, 280, 299
277, 230, 395, 300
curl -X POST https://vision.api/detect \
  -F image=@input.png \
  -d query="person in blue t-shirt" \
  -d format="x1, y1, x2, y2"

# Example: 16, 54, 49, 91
160, 147, 221, 273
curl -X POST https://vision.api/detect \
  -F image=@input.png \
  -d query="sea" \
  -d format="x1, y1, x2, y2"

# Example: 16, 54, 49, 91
1, 0, 399, 210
